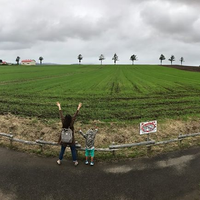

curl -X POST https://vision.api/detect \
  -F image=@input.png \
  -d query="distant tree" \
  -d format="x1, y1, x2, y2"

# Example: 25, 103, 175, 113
78, 54, 83, 64
180, 57, 184, 65
130, 54, 137, 65
16, 56, 20, 65
169, 55, 175, 65
0, 59, 2, 63
159, 54, 165, 65
112, 53, 118, 65
39, 56, 44, 65
99, 54, 105, 65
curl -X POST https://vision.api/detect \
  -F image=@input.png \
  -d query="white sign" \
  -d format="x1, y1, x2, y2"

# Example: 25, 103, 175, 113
140, 120, 157, 135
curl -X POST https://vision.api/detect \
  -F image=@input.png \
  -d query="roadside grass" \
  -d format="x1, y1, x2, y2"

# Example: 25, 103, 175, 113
0, 114, 200, 160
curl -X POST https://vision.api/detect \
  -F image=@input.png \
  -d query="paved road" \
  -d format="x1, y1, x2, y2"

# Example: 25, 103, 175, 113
0, 146, 200, 200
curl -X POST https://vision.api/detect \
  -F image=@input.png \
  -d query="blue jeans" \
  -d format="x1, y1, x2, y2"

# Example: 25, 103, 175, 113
59, 145, 77, 162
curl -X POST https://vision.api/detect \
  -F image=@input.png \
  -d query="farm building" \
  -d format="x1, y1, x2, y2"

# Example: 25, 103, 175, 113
21, 59, 36, 65
0, 60, 8, 65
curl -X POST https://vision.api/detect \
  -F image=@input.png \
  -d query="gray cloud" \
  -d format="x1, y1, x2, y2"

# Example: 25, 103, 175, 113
1, 0, 200, 65
140, 0, 200, 43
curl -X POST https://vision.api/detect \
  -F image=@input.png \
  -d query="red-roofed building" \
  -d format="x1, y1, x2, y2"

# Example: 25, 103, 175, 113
0, 61, 8, 65
21, 59, 36, 65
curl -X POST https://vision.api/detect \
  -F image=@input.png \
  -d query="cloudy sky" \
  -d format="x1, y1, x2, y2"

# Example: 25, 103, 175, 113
1, 0, 200, 65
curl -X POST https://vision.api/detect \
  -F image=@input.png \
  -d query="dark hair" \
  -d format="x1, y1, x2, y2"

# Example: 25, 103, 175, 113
63, 114, 72, 128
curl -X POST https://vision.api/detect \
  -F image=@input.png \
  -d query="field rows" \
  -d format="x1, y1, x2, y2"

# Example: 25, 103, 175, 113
0, 65, 200, 123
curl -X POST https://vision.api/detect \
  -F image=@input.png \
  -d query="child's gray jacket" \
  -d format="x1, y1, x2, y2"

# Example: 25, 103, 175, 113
79, 129, 98, 150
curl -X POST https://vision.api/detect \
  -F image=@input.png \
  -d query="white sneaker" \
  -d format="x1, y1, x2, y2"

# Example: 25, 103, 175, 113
57, 160, 61, 165
74, 161, 78, 166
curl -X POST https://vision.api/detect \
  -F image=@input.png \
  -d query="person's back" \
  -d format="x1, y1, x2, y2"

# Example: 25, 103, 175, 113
79, 128, 98, 166
85, 129, 97, 149
56, 101, 82, 166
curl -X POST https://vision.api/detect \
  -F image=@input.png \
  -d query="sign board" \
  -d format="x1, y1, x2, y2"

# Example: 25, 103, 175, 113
140, 120, 157, 135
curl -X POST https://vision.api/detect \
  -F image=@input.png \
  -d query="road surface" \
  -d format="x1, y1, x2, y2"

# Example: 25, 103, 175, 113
0, 146, 200, 200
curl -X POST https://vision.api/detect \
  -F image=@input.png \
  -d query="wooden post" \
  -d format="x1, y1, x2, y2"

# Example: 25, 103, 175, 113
146, 134, 152, 156
112, 142, 115, 156
178, 134, 183, 148
39, 144, 43, 153
9, 132, 13, 147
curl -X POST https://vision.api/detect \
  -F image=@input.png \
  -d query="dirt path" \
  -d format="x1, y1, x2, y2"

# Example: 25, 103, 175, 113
163, 65, 200, 72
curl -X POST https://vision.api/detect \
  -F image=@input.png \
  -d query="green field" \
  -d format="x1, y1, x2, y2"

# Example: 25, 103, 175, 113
0, 64, 200, 123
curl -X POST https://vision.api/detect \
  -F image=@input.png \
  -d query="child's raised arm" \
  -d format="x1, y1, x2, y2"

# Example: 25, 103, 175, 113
79, 129, 86, 138
94, 128, 98, 136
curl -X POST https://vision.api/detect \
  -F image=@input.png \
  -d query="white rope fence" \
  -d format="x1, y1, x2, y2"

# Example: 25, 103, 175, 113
1, 132, 200, 154
0, 132, 118, 154
109, 132, 200, 149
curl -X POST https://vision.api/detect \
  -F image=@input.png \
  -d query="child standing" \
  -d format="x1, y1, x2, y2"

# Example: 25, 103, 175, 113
79, 128, 98, 166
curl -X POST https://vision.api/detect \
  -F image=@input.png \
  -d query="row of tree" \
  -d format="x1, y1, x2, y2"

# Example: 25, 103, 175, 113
78, 53, 184, 65
159, 54, 184, 65
77, 53, 137, 65
14, 54, 184, 65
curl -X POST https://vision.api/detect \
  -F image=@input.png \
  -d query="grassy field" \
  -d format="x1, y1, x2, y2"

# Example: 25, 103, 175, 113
0, 64, 200, 123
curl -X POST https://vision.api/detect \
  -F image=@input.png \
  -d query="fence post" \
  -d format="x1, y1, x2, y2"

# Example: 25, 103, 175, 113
39, 138, 44, 152
111, 142, 116, 156
39, 144, 43, 153
112, 150, 115, 156
9, 132, 13, 147
146, 134, 152, 156
179, 133, 182, 146
178, 134, 183, 148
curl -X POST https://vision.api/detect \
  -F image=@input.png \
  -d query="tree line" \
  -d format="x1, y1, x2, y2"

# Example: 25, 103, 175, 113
3, 54, 184, 65
78, 53, 184, 66
159, 54, 184, 65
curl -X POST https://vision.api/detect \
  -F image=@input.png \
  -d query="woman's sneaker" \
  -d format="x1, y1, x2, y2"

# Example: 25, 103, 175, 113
90, 162, 94, 166
57, 160, 61, 165
74, 161, 79, 166
85, 160, 89, 165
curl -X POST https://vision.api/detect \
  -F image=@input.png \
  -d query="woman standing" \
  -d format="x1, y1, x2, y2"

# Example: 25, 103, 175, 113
56, 101, 82, 166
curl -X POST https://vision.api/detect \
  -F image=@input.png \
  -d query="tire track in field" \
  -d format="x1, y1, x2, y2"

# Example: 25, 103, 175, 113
110, 82, 121, 95
0, 73, 75, 85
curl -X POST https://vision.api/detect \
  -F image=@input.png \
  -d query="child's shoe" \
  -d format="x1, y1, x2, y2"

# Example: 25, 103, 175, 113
90, 162, 94, 166
57, 160, 61, 165
85, 160, 89, 165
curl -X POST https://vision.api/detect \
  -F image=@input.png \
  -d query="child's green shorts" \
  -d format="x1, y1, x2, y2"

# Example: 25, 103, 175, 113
85, 149, 95, 157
